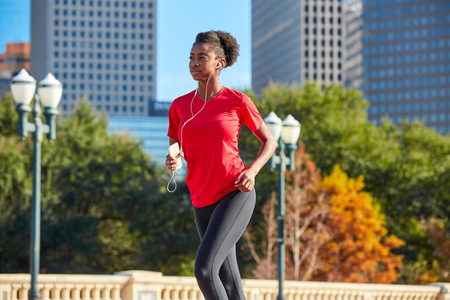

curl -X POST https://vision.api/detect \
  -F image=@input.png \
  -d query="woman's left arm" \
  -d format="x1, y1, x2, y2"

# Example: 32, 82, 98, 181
234, 122, 277, 192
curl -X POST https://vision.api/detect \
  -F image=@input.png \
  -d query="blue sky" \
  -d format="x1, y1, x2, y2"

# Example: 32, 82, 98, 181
0, 0, 251, 101
0, 0, 31, 49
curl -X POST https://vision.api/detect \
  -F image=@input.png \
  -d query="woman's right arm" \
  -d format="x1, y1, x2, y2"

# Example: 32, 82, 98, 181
169, 137, 178, 147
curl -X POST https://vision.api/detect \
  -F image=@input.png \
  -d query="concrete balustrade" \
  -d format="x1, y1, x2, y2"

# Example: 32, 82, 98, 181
0, 271, 448, 300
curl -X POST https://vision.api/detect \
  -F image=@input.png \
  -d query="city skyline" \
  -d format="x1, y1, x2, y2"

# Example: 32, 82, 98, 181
0, 0, 251, 102
1, 0, 448, 133
251, 0, 449, 134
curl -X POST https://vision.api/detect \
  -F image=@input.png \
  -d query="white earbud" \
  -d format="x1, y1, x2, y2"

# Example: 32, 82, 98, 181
215, 62, 222, 70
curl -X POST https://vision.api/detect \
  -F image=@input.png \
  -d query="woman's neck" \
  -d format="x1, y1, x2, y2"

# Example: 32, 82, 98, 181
197, 79, 223, 101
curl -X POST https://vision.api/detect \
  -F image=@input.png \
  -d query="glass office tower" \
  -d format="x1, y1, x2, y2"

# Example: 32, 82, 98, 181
108, 115, 168, 164
30, 0, 157, 117
344, 0, 364, 91
252, 0, 346, 95
108, 101, 170, 165
362, 0, 450, 134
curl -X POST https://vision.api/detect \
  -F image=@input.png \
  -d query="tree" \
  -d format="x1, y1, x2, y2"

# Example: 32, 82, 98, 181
0, 93, 19, 137
401, 218, 450, 284
0, 95, 32, 271
244, 192, 278, 279
0, 96, 198, 274
318, 165, 404, 283
241, 83, 450, 283
284, 145, 330, 281
245, 147, 404, 283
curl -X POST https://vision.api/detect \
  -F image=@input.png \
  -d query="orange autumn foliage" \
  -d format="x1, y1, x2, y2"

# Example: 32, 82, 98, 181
317, 165, 405, 283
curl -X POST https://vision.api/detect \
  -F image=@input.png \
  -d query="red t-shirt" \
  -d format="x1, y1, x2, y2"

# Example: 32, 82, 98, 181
167, 87, 263, 207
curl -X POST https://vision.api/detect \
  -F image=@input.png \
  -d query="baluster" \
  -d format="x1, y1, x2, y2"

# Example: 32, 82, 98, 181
80, 288, 90, 300
102, 287, 112, 300
187, 289, 197, 300
331, 290, 340, 300
311, 289, 319, 300
171, 288, 180, 300
50, 286, 61, 300
415, 293, 421, 300
61, 287, 70, 300
288, 291, 293, 300
179, 289, 188, 300
342, 290, 350, 300
161, 289, 169, 300
323, 290, 332, 300
11, 285, 19, 300
72, 286, 81, 300
111, 285, 120, 300
91, 287, 100, 300
41, 286, 50, 300
18, 287, 27, 300
317, 289, 325, 300
348, 291, 357, 300
385, 292, 392, 300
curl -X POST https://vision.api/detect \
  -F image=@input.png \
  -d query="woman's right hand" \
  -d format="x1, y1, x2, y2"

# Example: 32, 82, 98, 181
166, 152, 183, 172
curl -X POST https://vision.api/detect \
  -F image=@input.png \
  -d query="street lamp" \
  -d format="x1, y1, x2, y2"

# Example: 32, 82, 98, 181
264, 112, 301, 300
10, 69, 62, 300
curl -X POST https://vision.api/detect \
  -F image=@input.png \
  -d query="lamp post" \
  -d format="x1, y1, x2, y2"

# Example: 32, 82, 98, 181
264, 112, 301, 300
10, 69, 62, 300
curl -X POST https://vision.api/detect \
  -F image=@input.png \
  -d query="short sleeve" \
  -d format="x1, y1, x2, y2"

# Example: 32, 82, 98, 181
167, 101, 180, 140
240, 95, 263, 132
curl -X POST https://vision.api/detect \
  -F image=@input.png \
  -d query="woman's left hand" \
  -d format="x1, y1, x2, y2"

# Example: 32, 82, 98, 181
234, 169, 256, 192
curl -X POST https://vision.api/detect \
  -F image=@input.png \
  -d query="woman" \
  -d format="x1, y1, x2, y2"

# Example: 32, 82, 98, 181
166, 30, 276, 300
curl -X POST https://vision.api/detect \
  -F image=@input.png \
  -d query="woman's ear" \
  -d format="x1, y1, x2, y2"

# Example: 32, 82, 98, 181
219, 59, 226, 69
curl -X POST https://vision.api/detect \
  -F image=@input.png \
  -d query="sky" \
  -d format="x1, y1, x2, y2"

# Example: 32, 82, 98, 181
0, 0, 251, 101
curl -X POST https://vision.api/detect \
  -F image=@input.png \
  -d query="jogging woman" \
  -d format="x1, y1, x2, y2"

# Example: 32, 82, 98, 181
166, 30, 276, 300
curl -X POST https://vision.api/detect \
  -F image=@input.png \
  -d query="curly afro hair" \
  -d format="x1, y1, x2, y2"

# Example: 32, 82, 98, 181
194, 30, 240, 68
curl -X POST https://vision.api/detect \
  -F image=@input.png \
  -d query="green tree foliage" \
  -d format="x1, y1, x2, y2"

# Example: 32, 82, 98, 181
0, 96, 197, 274
2, 82, 448, 282
0, 93, 18, 137
375, 121, 450, 234
0, 95, 32, 271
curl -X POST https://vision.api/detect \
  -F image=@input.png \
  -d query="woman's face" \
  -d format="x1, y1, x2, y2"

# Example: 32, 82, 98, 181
189, 43, 221, 81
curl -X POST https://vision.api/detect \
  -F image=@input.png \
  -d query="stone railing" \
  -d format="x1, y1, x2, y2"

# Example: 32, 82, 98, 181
0, 271, 448, 300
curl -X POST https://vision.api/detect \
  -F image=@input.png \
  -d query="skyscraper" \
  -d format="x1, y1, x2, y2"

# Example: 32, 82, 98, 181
362, 0, 450, 134
30, 0, 157, 116
343, 0, 363, 91
252, 0, 449, 134
252, 0, 345, 95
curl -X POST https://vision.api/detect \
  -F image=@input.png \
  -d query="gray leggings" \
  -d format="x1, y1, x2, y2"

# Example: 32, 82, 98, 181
193, 189, 256, 300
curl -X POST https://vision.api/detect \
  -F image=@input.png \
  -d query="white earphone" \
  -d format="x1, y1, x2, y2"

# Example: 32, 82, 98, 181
215, 62, 222, 70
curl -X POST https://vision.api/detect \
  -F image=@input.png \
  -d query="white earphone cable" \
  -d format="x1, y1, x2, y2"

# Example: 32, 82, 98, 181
167, 64, 219, 193
180, 66, 217, 152
167, 167, 182, 193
